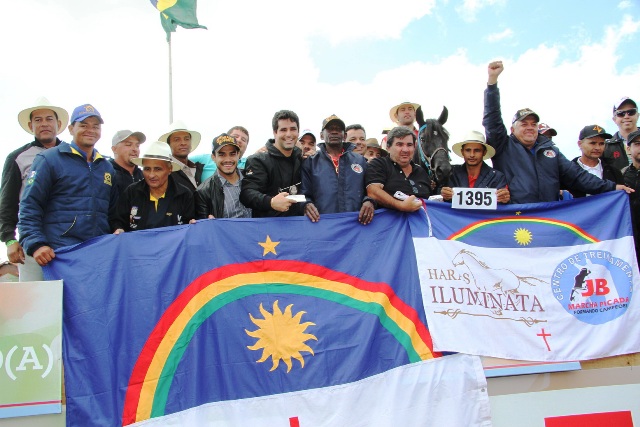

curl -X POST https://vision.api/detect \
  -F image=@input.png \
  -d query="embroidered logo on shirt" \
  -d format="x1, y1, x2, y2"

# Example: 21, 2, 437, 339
351, 164, 364, 173
104, 172, 112, 186
543, 150, 556, 158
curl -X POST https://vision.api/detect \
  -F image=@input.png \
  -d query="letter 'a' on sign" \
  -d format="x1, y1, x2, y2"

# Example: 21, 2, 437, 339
451, 188, 497, 210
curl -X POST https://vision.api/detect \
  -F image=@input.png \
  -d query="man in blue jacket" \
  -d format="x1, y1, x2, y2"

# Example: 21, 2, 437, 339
482, 61, 633, 204
18, 104, 117, 280
301, 115, 374, 224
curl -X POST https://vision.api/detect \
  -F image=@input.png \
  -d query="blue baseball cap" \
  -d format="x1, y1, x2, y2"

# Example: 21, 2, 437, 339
70, 104, 104, 124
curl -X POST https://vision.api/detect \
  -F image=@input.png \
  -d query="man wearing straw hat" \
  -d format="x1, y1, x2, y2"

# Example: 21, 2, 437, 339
159, 120, 204, 192
363, 138, 388, 162
0, 97, 68, 277
440, 131, 510, 204
18, 104, 117, 280
112, 140, 195, 233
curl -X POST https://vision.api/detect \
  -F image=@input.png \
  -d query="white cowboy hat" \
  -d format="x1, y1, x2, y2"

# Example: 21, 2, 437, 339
158, 120, 201, 153
131, 140, 182, 172
17, 97, 69, 136
388, 101, 421, 123
451, 131, 496, 160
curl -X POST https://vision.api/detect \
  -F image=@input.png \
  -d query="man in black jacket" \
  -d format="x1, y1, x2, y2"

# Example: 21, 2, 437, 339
195, 133, 251, 219
0, 97, 68, 275
240, 110, 304, 217
112, 140, 195, 233
109, 129, 146, 197
159, 120, 204, 192
440, 130, 510, 204
604, 97, 638, 172
623, 129, 640, 265
569, 125, 623, 198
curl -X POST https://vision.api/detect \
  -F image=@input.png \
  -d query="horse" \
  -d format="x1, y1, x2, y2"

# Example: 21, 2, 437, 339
415, 106, 452, 189
451, 249, 545, 294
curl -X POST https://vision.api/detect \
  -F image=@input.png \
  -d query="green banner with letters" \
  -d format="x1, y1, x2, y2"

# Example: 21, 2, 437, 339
0, 281, 62, 418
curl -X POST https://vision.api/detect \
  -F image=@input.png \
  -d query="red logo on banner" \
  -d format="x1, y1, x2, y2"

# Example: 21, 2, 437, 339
545, 411, 632, 427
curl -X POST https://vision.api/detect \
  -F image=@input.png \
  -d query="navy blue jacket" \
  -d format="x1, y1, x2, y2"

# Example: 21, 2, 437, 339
483, 84, 616, 204
301, 142, 368, 214
18, 142, 117, 255
449, 162, 508, 190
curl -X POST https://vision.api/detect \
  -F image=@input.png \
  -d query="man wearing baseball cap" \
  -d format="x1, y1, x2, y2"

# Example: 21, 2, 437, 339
483, 61, 633, 203
0, 97, 68, 276
296, 129, 317, 159
440, 131, 510, 204
18, 104, 117, 280
622, 129, 640, 264
568, 125, 623, 198
538, 123, 557, 140
195, 133, 251, 219
604, 97, 639, 172
301, 115, 373, 224
112, 140, 195, 233
110, 130, 146, 197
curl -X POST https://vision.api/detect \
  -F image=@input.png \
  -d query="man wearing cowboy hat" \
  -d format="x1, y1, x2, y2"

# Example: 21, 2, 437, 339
18, 104, 118, 280
440, 131, 510, 203
0, 97, 69, 275
483, 60, 633, 203
389, 101, 421, 135
112, 140, 195, 232
363, 138, 388, 162
110, 130, 146, 197
159, 120, 204, 192
195, 133, 252, 219
301, 115, 374, 224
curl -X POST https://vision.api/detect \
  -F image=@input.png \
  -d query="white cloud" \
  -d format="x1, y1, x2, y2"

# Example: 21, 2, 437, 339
486, 28, 514, 42
618, 1, 632, 10
456, 0, 505, 22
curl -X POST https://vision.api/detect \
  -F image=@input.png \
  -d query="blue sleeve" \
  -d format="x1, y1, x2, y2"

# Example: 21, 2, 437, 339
482, 84, 510, 155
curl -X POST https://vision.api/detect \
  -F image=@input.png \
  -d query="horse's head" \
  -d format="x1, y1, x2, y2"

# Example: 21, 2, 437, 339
417, 106, 452, 185
452, 249, 466, 266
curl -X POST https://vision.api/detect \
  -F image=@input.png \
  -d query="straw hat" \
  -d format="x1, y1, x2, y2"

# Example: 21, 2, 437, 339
451, 131, 496, 160
388, 101, 421, 123
158, 120, 201, 153
17, 97, 69, 135
131, 140, 182, 171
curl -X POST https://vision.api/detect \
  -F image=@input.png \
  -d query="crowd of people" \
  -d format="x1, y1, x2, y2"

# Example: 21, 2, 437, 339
1, 61, 639, 282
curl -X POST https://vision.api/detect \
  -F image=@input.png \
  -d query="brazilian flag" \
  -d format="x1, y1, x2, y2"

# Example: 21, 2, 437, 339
149, 0, 207, 40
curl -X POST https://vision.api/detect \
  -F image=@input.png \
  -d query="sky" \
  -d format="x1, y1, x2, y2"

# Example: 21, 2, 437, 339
1, 0, 639, 169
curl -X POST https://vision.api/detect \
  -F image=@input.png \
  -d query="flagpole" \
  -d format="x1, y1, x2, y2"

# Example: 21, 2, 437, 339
168, 34, 174, 124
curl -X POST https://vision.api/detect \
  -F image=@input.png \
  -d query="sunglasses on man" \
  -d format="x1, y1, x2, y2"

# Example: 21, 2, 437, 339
615, 108, 637, 118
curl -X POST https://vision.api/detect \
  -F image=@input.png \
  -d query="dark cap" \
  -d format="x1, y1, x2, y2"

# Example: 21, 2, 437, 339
211, 133, 240, 154
321, 115, 346, 131
538, 123, 557, 137
578, 125, 612, 141
627, 129, 640, 146
512, 108, 540, 124
613, 97, 637, 113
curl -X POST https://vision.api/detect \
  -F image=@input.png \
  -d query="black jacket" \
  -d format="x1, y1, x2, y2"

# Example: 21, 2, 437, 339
449, 162, 508, 190
0, 138, 61, 243
568, 157, 623, 198
240, 140, 303, 217
109, 158, 144, 197
171, 161, 205, 192
111, 175, 195, 232
604, 129, 638, 172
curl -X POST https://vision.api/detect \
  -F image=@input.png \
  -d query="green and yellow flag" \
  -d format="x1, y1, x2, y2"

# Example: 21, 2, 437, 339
149, 0, 207, 41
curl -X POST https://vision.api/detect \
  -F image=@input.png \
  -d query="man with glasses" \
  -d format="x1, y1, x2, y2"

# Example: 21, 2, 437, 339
240, 110, 303, 217
301, 115, 373, 224
605, 97, 639, 172
483, 61, 633, 203
365, 126, 433, 212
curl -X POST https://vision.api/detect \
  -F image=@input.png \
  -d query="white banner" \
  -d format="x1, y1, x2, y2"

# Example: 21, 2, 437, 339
414, 237, 640, 361
132, 354, 492, 427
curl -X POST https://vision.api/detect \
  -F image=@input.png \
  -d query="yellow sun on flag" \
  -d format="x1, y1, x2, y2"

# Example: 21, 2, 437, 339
514, 228, 533, 246
245, 301, 317, 373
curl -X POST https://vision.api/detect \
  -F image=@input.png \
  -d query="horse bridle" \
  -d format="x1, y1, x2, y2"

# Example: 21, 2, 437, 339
418, 127, 451, 182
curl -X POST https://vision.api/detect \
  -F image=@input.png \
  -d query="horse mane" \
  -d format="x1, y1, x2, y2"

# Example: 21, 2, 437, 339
461, 249, 490, 269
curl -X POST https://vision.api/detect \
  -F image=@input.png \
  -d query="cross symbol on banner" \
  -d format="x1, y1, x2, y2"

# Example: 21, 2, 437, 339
537, 328, 552, 351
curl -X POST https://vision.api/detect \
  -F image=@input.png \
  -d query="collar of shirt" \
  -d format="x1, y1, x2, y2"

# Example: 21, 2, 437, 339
149, 192, 166, 211
70, 141, 97, 162
577, 158, 603, 178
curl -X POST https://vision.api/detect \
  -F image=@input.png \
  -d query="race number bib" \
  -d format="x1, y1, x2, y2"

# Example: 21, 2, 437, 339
451, 187, 497, 210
